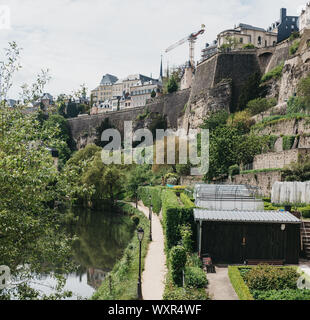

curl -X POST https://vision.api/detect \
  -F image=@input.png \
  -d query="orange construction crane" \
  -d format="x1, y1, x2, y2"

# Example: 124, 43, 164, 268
165, 25, 205, 67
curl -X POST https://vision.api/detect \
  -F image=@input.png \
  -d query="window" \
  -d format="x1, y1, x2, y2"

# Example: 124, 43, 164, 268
258, 36, 262, 45
240, 37, 243, 43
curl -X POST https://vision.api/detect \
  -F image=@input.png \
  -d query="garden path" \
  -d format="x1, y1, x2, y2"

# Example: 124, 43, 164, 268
206, 267, 239, 300
131, 201, 167, 300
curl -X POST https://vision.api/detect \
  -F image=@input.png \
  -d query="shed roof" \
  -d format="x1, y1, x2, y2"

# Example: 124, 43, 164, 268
194, 209, 301, 224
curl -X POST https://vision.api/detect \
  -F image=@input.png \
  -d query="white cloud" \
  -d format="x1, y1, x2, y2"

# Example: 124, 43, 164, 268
0, 0, 306, 99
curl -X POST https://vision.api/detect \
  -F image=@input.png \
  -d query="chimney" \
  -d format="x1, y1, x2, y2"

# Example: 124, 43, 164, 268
280, 8, 287, 23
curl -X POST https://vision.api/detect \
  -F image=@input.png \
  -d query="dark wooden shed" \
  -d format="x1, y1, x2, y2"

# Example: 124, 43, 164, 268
194, 209, 301, 265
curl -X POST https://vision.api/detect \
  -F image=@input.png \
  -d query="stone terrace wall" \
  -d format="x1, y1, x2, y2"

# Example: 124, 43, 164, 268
252, 118, 310, 136
68, 89, 190, 149
230, 171, 283, 197
264, 40, 290, 74
253, 149, 310, 170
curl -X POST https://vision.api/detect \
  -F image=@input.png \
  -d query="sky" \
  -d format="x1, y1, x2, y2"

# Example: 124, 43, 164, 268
0, 0, 306, 99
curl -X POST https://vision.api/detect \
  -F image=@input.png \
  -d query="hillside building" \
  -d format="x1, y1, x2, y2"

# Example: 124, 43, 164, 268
268, 8, 299, 43
91, 70, 162, 114
130, 79, 161, 108
201, 41, 218, 62
299, 3, 310, 34
91, 74, 118, 104
217, 23, 277, 49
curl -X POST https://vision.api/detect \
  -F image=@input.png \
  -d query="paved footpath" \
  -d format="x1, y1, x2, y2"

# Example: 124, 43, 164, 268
131, 201, 167, 300
207, 267, 239, 300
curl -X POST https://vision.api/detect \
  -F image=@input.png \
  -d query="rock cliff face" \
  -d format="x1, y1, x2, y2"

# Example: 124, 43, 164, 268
278, 31, 310, 104
179, 80, 232, 130
181, 52, 261, 131
68, 34, 310, 150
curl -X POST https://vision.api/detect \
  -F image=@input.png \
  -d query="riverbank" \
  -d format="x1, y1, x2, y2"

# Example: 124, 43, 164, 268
92, 203, 150, 300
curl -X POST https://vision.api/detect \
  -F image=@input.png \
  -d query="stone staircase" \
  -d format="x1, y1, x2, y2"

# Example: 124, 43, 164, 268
301, 221, 310, 260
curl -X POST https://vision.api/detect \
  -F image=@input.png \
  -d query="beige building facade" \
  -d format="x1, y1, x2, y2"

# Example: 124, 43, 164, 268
91, 74, 118, 104
130, 80, 160, 108
299, 3, 310, 34
217, 23, 277, 49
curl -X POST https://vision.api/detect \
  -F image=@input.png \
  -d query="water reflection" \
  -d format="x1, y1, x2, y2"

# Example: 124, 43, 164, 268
32, 208, 134, 299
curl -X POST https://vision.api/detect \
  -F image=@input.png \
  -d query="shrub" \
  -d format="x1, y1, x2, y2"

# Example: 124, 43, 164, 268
289, 40, 300, 56
170, 246, 187, 286
243, 43, 255, 49
289, 31, 300, 41
185, 267, 208, 288
227, 110, 255, 133
282, 135, 296, 150
163, 285, 208, 300
228, 267, 254, 300
297, 73, 310, 109
243, 265, 299, 291
247, 97, 277, 116
261, 63, 284, 83
165, 173, 179, 185
228, 164, 240, 176
281, 159, 310, 182
287, 96, 307, 114
252, 289, 310, 300
300, 206, 310, 218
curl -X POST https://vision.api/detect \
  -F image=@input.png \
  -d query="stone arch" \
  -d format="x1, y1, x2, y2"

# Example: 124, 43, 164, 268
258, 51, 273, 73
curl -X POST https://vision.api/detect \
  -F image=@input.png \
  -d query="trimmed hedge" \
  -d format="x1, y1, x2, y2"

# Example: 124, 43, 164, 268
228, 266, 254, 300
252, 289, 310, 300
138, 186, 163, 214
170, 245, 187, 286
162, 190, 195, 250
180, 193, 195, 208
162, 189, 183, 249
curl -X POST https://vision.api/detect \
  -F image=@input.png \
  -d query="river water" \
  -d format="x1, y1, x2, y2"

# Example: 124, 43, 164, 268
29, 209, 134, 300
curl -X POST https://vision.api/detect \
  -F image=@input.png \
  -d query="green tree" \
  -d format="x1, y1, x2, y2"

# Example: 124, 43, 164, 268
167, 75, 178, 94
201, 110, 229, 131
0, 107, 74, 299
66, 100, 79, 118
126, 166, 152, 207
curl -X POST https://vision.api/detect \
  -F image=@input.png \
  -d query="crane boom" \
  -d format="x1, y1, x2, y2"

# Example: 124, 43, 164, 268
165, 35, 190, 53
165, 25, 206, 67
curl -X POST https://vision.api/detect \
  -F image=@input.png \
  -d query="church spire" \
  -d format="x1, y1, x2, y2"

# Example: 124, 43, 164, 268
159, 55, 163, 82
